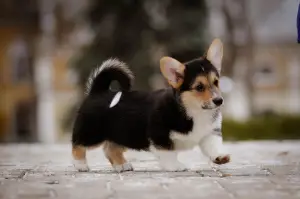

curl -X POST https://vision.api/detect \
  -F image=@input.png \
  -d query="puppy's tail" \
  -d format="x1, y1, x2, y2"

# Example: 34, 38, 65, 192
85, 58, 134, 95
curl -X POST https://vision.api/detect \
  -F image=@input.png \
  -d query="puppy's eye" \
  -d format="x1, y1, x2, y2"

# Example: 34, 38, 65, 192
196, 84, 205, 92
213, 80, 219, 87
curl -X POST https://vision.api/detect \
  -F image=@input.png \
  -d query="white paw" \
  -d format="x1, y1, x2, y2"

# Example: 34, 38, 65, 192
212, 154, 230, 165
113, 162, 134, 173
73, 159, 89, 172
160, 161, 187, 172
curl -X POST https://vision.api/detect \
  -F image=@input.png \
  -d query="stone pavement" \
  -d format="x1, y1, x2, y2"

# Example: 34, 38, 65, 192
0, 141, 300, 199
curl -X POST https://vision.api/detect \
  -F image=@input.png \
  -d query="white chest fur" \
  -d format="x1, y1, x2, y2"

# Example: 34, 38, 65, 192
170, 109, 218, 150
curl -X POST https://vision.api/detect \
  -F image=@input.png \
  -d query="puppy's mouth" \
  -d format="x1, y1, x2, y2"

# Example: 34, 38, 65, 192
202, 104, 222, 110
202, 106, 217, 110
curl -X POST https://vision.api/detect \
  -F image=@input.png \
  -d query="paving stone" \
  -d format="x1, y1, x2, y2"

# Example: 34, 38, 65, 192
0, 141, 300, 199
264, 165, 300, 175
0, 169, 28, 179
268, 176, 300, 194
54, 184, 112, 199
234, 189, 295, 199
219, 166, 272, 177
218, 177, 276, 192
197, 169, 221, 177
0, 182, 56, 199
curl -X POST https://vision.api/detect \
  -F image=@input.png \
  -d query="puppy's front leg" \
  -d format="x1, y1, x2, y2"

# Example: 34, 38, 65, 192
199, 130, 230, 165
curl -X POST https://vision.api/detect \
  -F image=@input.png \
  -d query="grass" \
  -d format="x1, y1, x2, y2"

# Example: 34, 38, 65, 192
223, 115, 300, 141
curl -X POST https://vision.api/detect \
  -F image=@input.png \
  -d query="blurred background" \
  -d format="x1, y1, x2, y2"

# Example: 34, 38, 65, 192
0, 0, 299, 143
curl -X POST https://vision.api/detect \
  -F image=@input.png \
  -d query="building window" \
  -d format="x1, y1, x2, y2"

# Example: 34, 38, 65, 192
253, 63, 279, 87
12, 101, 36, 142
8, 37, 32, 83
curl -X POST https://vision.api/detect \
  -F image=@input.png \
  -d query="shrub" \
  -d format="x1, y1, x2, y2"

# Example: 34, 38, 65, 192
222, 115, 300, 140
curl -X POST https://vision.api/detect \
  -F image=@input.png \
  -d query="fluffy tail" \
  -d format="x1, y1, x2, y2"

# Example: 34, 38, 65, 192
85, 58, 134, 95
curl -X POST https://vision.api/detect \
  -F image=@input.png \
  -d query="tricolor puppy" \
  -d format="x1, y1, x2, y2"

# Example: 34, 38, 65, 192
72, 39, 230, 172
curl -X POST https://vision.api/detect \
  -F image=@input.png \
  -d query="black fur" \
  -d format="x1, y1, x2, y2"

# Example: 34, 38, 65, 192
72, 57, 217, 151
89, 68, 132, 94
86, 60, 133, 95
181, 58, 219, 91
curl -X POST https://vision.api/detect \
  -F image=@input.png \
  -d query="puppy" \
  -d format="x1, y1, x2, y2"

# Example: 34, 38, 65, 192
72, 39, 230, 172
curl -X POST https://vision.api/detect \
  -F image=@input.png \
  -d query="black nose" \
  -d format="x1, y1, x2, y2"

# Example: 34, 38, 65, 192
212, 98, 223, 106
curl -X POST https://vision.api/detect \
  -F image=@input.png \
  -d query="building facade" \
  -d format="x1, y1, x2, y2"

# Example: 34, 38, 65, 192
207, 0, 300, 120
0, 0, 91, 142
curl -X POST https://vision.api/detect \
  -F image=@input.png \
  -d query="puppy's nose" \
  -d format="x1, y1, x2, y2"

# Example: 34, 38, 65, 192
212, 97, 223, 106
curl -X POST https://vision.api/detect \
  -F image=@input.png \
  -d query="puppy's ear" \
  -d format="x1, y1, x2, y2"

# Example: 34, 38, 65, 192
206, 38, 223, 72
160, 57, 185, 89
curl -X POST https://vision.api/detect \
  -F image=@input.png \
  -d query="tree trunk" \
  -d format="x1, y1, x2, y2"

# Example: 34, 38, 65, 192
242, 0, 255, 117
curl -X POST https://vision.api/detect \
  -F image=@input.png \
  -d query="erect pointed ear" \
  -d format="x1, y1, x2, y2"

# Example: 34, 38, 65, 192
206, 38, 223, 72
160, 56, 185, 89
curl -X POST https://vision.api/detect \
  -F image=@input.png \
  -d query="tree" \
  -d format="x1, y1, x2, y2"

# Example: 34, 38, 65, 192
71, 0, 207, 91
64, 0, 208, 131
221, 0, 255, 117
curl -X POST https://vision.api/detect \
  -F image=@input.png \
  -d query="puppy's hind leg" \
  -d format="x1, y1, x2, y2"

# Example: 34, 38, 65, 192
72, 145, 90, 172
103, 141, 133, 173
150, 148, 187, 172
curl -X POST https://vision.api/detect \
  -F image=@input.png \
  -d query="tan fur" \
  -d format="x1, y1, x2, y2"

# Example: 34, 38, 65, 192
181, 91, 200, 109
103, 141, 128, 166
73, 142, 129, 167
181, 72, 221, 107
171, 64, 185, 89
191, 76, 211, 101
208, 72, 219, 85
160, 57, 185, 89
206, 39, 223, 71
72, 145, 86, 160
208, 72, 222, 95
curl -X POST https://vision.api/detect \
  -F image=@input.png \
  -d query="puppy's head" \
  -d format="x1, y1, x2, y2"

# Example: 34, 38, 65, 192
160, 39, 224, 110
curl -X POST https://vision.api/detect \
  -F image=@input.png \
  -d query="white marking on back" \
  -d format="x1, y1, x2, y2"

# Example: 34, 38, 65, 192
109, 92, 122, 108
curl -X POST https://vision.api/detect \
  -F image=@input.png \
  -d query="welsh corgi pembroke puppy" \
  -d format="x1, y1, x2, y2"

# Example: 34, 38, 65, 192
72, 39, 230, 172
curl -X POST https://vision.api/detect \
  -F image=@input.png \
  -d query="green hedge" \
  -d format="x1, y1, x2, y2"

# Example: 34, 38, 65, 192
222, 115, 300, 140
